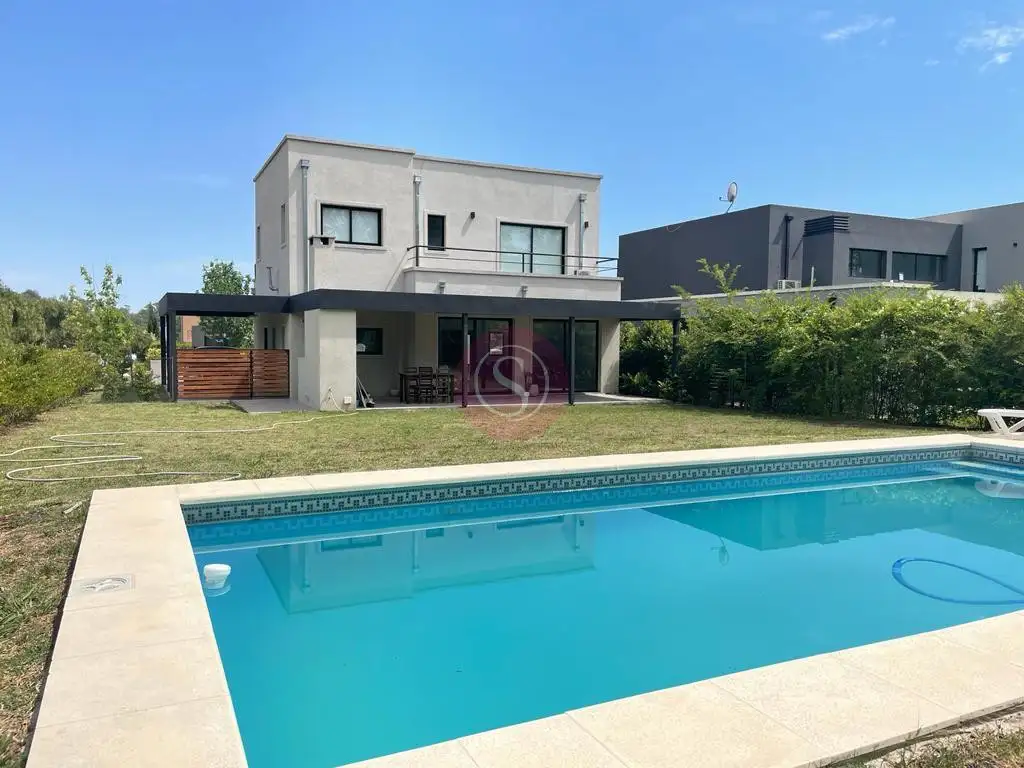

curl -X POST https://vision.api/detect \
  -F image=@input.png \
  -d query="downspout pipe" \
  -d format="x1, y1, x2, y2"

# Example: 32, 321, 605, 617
578, 193, 587, 275
300, 159, 310, 291
413, 175, 422, 267
782, 214, 793, 282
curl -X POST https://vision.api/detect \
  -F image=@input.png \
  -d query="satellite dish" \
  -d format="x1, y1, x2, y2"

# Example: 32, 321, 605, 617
719, 181, 739, 212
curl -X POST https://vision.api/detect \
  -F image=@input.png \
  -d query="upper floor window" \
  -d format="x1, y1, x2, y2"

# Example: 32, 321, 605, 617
280, 204, 287, 246
893, 251, 946, 283
427, 214, 446, 250
499, 223, 565, 275
321, 205, 382, 246
849, 248, 886, 279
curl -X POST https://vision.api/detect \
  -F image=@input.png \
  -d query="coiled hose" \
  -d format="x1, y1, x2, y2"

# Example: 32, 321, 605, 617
892, 557, 1024, 606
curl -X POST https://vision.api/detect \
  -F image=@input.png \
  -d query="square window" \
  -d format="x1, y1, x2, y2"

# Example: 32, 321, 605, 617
427, 214, 446, 250
849, 248, 886, 279
356, 327, 383, 356
499, 223, 566, 274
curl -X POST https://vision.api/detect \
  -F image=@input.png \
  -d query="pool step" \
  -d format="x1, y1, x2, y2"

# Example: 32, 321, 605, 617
950, 460, 1024, 482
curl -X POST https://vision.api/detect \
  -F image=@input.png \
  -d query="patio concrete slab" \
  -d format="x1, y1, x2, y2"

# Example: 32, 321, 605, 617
567, 680, 819, 768
835, 631, 1024, 717
27, 696, 246, 768
36, 637, 227, 728
713, 653, 956, 760
253, 476, 316, 495
937, 612, 1024, 668
344, 741, 478, 767
459, 714, 626, 768
52, 594, 211, 660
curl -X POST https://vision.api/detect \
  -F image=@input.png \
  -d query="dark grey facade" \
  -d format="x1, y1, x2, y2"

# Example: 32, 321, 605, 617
619, 202, 1024, 298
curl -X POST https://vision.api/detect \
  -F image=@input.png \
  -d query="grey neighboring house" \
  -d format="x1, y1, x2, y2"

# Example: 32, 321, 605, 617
618, 202, 1024, 299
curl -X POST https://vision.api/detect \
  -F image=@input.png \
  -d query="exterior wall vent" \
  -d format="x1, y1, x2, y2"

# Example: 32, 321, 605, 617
804, 215, 850, 237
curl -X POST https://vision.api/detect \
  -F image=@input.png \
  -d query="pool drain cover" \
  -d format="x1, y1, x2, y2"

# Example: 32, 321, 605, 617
75, 575, 135, 595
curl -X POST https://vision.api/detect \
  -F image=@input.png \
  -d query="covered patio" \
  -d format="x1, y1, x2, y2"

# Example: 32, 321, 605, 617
156, 289, 681, 409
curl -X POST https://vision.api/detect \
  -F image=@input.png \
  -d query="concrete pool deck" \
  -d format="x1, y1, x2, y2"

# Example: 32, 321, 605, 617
26, 433, 1024, 768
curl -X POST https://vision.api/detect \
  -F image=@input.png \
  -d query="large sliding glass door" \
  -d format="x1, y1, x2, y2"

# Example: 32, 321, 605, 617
437, 317, 514, 394
499, 224, 566, 275
530, 320, 599, 393
573, 321, 598, 392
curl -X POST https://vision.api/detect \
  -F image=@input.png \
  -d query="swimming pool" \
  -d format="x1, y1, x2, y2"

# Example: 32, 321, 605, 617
188, 451, 1024, 768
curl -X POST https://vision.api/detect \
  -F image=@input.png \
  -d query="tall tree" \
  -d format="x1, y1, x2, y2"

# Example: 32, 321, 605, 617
198, 260, 254, 347
65, 266, 135, 371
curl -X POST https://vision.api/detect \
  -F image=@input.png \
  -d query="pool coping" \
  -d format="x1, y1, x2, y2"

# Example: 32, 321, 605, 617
26, 433, 1024, 768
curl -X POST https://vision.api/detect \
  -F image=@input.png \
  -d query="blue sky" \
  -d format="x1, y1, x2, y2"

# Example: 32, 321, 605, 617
1, 0, 1022, 308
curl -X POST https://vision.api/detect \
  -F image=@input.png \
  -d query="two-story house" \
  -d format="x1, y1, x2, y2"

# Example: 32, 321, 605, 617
250, 135, 626, 408
156, 135, 677, 407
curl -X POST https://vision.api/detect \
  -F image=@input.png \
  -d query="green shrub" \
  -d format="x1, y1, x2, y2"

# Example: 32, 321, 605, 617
99, 362, 162, 402
0, 346, 100, 425
668, 287, 1018, 426
619, 320, 674, 395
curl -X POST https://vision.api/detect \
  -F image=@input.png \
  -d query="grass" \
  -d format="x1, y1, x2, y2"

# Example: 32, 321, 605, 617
841, 726, 1024, 767
0, 397, 942, 765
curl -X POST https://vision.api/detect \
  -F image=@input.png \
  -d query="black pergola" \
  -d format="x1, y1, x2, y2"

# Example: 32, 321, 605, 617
156, 290, 682, 403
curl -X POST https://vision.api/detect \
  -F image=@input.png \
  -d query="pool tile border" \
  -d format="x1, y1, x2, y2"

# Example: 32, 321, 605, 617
28, 433, 1024, 768
180, 441, 971, 525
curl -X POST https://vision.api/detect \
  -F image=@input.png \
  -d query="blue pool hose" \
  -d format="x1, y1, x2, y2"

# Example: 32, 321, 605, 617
892, 557, 1024, 606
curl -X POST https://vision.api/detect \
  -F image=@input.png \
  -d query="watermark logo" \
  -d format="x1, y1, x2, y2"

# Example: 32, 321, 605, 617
462, 329, 568, 439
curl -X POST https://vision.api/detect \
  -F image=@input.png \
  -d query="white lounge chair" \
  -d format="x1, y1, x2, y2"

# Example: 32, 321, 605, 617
978, 408, 1024, 438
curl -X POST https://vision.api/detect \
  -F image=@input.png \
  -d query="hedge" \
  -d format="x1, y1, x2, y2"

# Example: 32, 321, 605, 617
0, 346, 100, 426
621, 286, 1024, 427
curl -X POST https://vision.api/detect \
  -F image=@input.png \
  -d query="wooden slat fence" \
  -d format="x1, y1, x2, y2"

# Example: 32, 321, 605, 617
176, 349, 289, 399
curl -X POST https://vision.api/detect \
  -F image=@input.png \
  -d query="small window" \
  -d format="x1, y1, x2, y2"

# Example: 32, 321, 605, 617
893, 251, 946, 283
321, 205, 382, 246
849, 248, 886, 279
256, 225, 261, 263
280, 204, 287, 246
427, 214, 446, 250
356, 327, 383, 356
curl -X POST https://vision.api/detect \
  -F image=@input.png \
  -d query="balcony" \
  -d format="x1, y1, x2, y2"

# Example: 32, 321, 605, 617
306, 238, 622, 301
402, 245, 622, 301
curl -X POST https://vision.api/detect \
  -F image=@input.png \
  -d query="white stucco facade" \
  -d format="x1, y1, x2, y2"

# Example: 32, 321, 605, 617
252, 135, 623, 408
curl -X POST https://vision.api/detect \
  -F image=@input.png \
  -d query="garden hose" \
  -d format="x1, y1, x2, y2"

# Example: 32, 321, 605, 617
1, 390, 356, 484
892, 557, 1024, 606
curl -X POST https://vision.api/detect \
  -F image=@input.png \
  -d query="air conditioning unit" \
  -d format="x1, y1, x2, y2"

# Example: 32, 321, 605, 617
575, 268, 594, 276
776, 280, 800, 290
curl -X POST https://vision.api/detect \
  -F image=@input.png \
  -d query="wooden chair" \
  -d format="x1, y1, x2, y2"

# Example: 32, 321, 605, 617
436, 365, 452, 403
403, 367, 419, 403
416, 366, 436, 403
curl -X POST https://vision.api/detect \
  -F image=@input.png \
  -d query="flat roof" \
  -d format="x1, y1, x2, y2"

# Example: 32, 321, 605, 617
158, 290, 677, 321
254, 134, 602, 182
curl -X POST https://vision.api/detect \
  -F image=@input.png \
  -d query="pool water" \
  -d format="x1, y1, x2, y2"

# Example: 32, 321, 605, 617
190, 459, 1024, 768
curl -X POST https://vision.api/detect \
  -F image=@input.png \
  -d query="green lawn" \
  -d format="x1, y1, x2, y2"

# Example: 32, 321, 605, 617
841, 726, 1024, 767
0, 398, 939, 765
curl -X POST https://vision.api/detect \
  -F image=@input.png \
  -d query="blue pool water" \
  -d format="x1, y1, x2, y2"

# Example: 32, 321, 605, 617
190, 459, 1024, 768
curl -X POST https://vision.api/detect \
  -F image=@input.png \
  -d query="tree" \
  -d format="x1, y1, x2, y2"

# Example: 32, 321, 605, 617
198, 261, 254, 347
65, 266, 136, 372
697, 258, 744, 294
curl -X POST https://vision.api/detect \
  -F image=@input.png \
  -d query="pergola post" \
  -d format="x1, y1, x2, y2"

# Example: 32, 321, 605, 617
167, 311, 177, 401
671, 317, 681, 378
159, 314, 168, 390
568, 316, 576, 406
461, 312, 469, 408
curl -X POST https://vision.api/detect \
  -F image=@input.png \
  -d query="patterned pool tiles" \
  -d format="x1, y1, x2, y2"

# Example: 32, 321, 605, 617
181, 446, 970, 526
